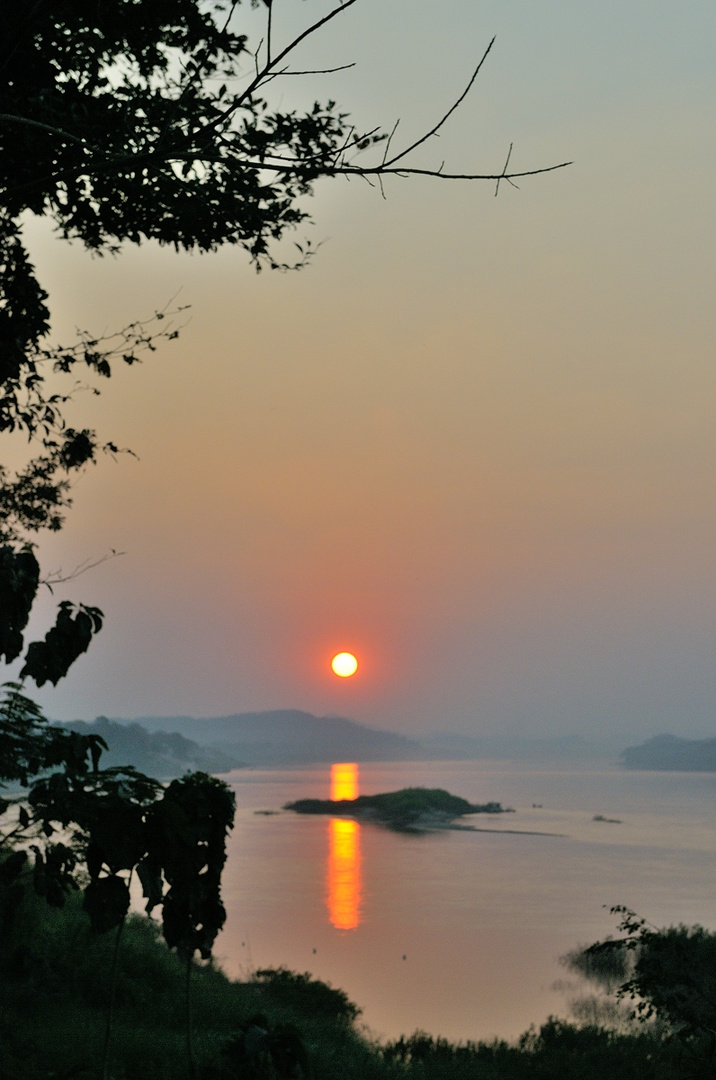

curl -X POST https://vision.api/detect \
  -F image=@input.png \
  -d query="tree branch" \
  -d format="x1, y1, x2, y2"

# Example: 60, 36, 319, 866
270, 62, 356, 77
41, 550, 126, 591
202, 0, 362, 134
0, 112, 92, 148
0, 15, 570, 210
382, 37, 495, 168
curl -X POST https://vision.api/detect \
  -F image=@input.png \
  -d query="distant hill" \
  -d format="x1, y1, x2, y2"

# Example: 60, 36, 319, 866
621, 734, 716, 772
58, 717, 245, 779
105, 710, 426, 767
418, 731, 615, 760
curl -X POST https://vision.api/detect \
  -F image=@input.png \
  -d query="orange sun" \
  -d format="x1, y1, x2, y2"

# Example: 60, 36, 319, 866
331, 652, 358, 678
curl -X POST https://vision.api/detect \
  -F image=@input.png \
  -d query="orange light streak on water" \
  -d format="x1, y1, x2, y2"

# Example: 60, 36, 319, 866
330, 762, 358, 801
328, 763, 361, 929
328, 818, 362, 930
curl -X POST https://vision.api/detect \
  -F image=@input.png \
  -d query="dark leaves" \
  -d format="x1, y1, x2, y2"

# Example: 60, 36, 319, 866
148, 773, 235, 959
83, 874, 130, 932
20, 601, 103, 686
584, 907, 716, 1040
59, 429, 96, 469
0, 547, 40, 663
31, 842, 78, 907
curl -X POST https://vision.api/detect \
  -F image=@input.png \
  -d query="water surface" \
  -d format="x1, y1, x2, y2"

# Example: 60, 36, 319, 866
214, 760, 716, 1043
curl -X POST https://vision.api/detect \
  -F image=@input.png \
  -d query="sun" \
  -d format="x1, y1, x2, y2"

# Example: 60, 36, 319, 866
331, 652, 358, 678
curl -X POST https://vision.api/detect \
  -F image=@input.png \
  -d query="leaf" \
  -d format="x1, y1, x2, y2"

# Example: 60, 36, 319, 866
0, 548, 40, 663
136, 854, 163, 913
83, 875, 130, 933
20, 601, 103, 687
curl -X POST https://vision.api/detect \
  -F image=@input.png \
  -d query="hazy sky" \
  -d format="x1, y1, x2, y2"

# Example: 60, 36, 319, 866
15, 1, 716, 744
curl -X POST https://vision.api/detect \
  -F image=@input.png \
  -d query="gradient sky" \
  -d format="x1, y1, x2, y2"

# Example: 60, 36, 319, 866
14, 1, 716, 744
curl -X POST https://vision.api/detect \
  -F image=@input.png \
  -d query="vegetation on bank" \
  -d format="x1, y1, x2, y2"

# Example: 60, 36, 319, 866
2, 880, 715, 1080
284, 787, 509, 832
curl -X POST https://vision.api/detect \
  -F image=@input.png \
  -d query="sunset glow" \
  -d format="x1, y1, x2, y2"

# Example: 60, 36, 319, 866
331, 652, 358, 678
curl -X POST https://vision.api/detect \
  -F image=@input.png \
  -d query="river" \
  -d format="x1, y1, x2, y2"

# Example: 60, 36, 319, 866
210, 759, 716, 1043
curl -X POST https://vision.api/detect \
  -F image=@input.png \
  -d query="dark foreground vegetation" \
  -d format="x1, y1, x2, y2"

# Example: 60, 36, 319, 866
3, 882, 716, 1080
285, 787, 509, 832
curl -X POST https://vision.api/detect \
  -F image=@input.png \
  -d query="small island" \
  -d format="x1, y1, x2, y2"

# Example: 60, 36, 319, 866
284, 787, 511, 833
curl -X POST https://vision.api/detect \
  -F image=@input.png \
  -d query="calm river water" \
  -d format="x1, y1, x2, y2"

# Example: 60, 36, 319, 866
210, 759, 716, 1044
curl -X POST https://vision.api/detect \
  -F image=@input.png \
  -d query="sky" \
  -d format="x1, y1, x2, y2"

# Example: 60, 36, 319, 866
13, 0, 716, 745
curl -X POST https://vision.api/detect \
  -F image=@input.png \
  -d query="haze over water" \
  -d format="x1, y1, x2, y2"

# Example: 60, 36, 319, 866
215, 759, 716, 1044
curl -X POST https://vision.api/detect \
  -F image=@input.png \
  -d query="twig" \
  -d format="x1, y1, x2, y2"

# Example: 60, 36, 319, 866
382, 119, 400, 166
495, 142, 515, 196
382, 37, 495, 168
271, 62, 356, 76
219, 1, 240, 35
41, 550, 125, 590
266, 0, 273, 67
202, 0, 362, 134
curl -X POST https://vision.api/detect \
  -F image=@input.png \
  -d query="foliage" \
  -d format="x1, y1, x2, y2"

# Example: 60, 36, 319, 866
0, 887, 376, 1080
585, 907, 716, 1042
0, 683, 235, 955
252, 966, 360, 1024
143, 771, 236, 959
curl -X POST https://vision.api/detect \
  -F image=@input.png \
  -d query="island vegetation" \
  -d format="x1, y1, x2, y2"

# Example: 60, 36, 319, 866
284, 787, 510, 832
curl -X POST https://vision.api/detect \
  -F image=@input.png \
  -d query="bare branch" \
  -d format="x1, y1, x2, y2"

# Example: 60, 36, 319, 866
203, 0, 362, 133
270, 62, 356, 77
266, 0, 273, 67
41, 549, 126, 590
382, 37, 495, 168
0, 17, 571, 210
219, 1, 240, 35
343, 161, 572, 181
332, 123, 356, 167
253, 38, 263, 80
382, 119, 400, 166
495, 142, 515, 196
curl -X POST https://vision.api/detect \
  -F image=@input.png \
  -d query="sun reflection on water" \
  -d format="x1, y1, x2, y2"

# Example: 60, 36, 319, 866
330, 761, 358, 801
328, 763, 362, 930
